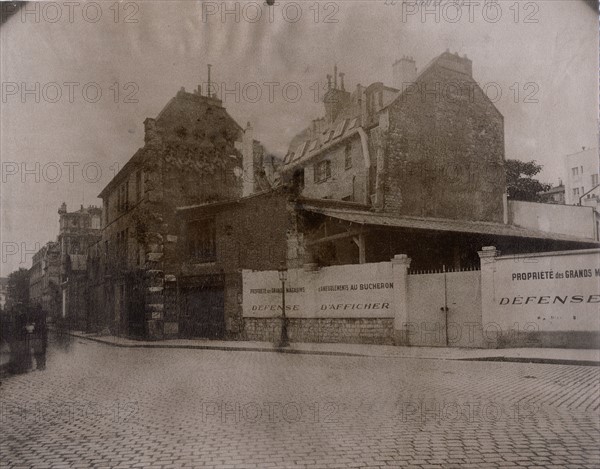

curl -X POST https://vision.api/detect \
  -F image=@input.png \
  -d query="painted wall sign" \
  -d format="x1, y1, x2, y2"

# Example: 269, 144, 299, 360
483, 250, 600, 332
243, 262, 394, 318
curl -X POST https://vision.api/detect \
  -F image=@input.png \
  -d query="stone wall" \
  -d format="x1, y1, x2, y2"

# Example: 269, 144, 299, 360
479, 247, 600, 349
244, 318, 395, 345
170, 190, 296, 339
299, 134, 368, 204
384, 53, 506, 222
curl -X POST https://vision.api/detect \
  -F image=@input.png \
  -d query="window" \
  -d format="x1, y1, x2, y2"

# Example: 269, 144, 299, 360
572, 167, 579, 177
346, 118, 358, 132
314, 160, 331, 183
592, 174, 598, 186
136, 170, 143, 202
187, 219, 216, 262
573, 188, 580, 196
345, 143, 353, 169
332, 120, 347, 139
116, 229, 128, 263
117, 182, 129, 212
293, 142, 307, 162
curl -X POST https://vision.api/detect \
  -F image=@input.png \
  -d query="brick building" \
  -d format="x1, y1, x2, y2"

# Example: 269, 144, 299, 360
90, 86, 269, 338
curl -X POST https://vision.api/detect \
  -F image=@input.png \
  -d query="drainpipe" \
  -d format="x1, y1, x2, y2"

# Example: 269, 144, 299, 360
503, 193, 509, 224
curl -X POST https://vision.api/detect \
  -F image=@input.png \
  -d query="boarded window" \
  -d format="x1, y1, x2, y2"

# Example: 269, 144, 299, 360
187, 219, 216, 262
314, 160, 331, 183
345, 143, 353, 169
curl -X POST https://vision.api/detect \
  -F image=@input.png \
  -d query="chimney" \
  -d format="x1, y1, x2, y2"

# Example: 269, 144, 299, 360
437, 51, 473, 77
242, 122, 254, 197
334, 64, 338, 89
392, 56, 417, 91
323, 66, 351, 123
144, 118, 160, 147
357, 83, 366, 124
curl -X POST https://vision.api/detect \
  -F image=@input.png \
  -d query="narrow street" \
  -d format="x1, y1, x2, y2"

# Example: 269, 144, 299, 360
1, 334, 599, 468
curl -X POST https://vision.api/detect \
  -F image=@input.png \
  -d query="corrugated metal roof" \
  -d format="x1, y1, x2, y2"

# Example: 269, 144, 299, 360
299, 203, 599, 244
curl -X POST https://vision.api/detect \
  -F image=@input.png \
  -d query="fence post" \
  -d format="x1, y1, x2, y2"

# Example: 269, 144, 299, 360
391, 254, 411, 346
478, 246, 498, 347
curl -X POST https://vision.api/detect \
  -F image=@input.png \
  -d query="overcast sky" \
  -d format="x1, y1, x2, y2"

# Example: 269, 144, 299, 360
1, 0, 598, 275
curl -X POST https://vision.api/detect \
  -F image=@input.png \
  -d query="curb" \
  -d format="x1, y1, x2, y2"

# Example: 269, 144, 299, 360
459, 357, 600, 367
68, 334, 366, 358
68, 333, 600, 365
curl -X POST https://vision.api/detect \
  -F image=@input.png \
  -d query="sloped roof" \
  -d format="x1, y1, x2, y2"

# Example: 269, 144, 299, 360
298, 201, 599, 244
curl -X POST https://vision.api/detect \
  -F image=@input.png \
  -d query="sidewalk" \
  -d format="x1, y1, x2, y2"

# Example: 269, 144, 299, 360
67, 331, 600, 366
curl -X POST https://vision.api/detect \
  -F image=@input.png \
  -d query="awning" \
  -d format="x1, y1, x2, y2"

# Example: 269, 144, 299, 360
299, 203, 599, 245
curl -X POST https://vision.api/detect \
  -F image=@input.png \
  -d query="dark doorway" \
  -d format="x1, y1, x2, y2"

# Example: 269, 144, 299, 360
126, 273, 146, 338
180, 278, 225, 339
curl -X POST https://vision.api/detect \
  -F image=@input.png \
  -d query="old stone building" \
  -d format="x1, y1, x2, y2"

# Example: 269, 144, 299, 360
165, 188, 297, 339
90, 86, 269, 338
278, 51, 528, 269
29, 204, 102, 325
284, 51, 504, 219
164, 51, 598, 344
57, 203, 102, 328
29, 241, 61, 317
85, 53, 599, 342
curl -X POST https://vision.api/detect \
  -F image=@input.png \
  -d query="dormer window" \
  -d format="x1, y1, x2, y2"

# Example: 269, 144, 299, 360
345, 143, 353, 169
332, 119, 347, 139
293, 142, 307, 162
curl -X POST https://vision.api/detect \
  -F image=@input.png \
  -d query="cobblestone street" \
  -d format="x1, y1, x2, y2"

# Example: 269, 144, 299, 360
1, 336, 599, 468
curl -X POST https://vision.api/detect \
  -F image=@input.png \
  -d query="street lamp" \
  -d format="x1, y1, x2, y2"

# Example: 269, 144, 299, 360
278, 263, 289, 348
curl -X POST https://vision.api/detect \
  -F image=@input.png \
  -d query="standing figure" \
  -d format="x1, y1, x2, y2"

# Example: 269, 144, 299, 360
32, 306, 48, 371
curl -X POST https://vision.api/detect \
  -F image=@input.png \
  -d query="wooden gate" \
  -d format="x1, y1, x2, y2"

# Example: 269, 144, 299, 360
179, 275, 225, 339
407, 267, 483, 347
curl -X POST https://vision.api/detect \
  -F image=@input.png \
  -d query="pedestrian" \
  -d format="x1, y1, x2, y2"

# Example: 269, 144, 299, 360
9, 307, 32, 374
31, 305, 48, 371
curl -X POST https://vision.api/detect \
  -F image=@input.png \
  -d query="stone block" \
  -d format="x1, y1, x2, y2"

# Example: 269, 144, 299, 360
164, 321, 179, 336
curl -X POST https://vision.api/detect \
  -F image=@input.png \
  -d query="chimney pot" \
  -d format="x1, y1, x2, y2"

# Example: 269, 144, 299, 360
392, 56, 417, 90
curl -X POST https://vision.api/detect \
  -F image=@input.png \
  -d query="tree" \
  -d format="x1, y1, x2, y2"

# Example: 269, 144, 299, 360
5, 268, 30, 311
505, 159, 551, 202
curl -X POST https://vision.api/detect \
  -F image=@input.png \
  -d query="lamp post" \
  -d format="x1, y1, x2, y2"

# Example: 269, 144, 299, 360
278, 264, 289, 348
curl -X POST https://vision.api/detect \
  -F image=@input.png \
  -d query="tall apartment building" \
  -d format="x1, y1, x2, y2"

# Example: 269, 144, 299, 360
565, 147, 599, 205
57, 203, 102, 328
